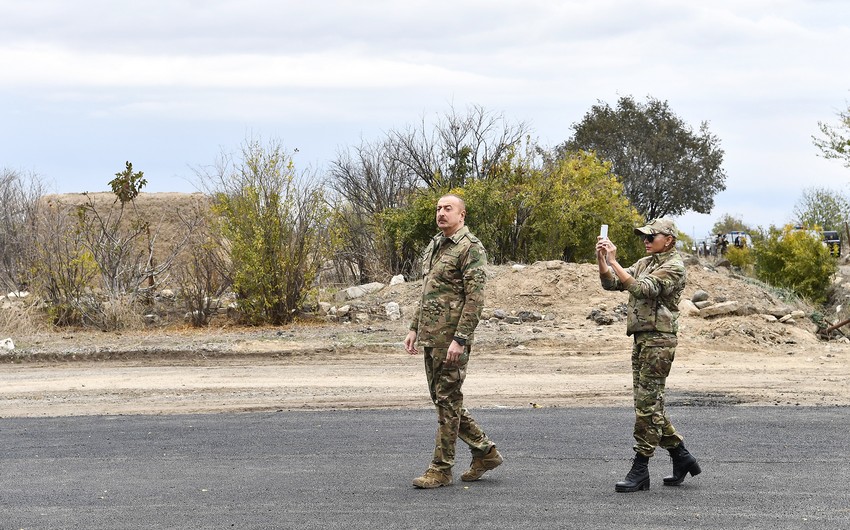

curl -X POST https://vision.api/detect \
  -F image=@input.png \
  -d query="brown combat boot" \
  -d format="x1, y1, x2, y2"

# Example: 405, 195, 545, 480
412, 468, 452, 489
461, 446, 504, 482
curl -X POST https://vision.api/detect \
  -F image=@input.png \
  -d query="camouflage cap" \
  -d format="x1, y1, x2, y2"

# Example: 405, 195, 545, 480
634, 218, 678, 237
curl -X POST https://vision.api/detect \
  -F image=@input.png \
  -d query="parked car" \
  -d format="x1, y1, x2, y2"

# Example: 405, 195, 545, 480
823, 230, 841, 257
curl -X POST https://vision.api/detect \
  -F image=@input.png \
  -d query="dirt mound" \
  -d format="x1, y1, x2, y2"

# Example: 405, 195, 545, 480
355, 258, 819, 349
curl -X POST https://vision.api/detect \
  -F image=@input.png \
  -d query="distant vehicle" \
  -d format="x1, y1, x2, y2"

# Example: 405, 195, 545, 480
823, 230, 841, 257
724, 231, 752, 249
789, 226, 842, 257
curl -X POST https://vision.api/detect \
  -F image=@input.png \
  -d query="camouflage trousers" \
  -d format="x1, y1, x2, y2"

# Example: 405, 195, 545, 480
631, 331, 684, 457
424, 347, 494, 472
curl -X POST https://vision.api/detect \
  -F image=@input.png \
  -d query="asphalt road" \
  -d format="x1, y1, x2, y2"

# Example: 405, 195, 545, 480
1, 406, 848, 529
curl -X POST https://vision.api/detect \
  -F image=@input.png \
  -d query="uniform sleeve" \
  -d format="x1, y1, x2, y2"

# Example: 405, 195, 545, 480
453, 241, 487, 340
626, 261, 684, 300
409, 304, 421, 332
600, 264, 637, 292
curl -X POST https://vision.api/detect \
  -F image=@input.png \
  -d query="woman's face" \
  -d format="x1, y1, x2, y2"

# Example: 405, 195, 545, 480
641, 233, 673, 254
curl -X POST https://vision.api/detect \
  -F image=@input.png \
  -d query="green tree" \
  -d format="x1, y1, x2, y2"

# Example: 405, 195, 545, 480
813, 102, 850, 168
109, 161, 147, 204
524, 151, 644, 264
378, 149, 644, 270
711, 213, 753, 236
792, 186, 850, 231
562, 95, 727, 219
752, 225, 837, 304
376, 188, 446, 278
202, 138, 330, 325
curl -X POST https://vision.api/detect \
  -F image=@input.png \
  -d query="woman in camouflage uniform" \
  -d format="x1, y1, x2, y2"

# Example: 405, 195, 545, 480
595, 218, 702, 493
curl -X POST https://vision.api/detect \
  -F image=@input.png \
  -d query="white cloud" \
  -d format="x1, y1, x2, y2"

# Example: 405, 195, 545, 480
0, 0, 848, 231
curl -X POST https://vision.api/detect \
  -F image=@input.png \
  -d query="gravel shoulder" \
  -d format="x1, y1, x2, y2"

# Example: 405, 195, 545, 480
2, 260, 849, 417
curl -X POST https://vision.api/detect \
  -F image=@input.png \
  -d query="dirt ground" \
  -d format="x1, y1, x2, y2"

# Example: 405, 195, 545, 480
2, 259, 850, 418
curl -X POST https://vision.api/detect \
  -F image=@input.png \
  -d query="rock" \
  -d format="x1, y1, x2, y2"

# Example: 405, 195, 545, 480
389, 274, 405, 286
385, 302, 401, 321
337, 305, 351, 317
760, 314, 778, 322
735, 305, 758, 316
0, 338, 14, 350
505, 316, 522, 324
6, 291, 29, 299
493, 309, 509, 319
699, 301, 740, 318
587, 309, 615, 325
544, 261, 563, 270
715, 258, 731, 268
779, 314, 794, 323
354, 312, 370, 324
517, 310, 543, 322
694, 300, 713, 309
691, 290, 710, 303
184, 310, 205, 322
765, 307, 794, 318
790, 310, 806, 319
511, 264, 526, 272
678, 299, 700, 316
318, 302, 332, 315
158, 289, 175, 300
337, 282, 386, 301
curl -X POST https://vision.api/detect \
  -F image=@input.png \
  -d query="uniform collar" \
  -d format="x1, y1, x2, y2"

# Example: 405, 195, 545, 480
435, 225, 469, 245
651, 248, 677, 263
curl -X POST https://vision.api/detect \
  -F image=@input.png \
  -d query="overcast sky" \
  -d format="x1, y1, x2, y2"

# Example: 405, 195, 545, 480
1, 0, 849, 239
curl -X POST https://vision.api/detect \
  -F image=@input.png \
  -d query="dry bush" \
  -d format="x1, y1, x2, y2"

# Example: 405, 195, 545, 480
0, 169, 44, 292
0, 300, 49, 338
172, 201, 232, 327
30, 192, 212, 330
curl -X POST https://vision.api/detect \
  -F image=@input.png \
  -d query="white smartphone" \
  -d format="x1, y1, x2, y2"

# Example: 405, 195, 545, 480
600, 224, 608, 238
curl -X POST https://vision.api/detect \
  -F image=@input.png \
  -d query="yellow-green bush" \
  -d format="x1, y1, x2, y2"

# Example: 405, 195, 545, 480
375, 149, 645, 271
208, 139, 330, 325
752, 225, 836, 305
726, 246, 754, 270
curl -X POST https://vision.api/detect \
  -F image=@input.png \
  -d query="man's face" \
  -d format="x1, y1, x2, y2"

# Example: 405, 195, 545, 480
436, 196, 465, 236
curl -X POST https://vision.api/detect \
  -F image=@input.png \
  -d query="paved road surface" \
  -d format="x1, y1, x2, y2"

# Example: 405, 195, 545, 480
1, 407, 848, 529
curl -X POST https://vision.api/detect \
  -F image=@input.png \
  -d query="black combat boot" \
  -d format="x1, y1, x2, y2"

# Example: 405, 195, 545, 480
615, 453, 650, 492
663, 442, 701, 486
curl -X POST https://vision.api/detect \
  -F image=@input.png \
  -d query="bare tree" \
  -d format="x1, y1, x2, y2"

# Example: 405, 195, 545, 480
0, 169, 44, 292
326, 105, 530, 281
327, 138, 418, 282
172, 198, 232, 327
390, 104, 530, 189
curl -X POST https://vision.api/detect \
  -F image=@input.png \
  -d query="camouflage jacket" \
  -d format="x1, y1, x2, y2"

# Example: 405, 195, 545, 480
600, 248, 685, 336
409, 226, 487, 348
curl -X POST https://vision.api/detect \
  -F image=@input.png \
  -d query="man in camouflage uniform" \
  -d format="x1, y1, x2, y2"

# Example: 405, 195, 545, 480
404, 194, 503, 489
596, 218, 701, 493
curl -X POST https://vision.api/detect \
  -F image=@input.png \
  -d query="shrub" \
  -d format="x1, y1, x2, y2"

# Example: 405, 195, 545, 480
726, 246, 754, 270
201, 138, 330, 325
752, 225, 837, 305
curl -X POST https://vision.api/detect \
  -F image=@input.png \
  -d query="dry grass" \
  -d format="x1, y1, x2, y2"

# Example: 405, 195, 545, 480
0, 301, 51, 337
42, 192, 211, 265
